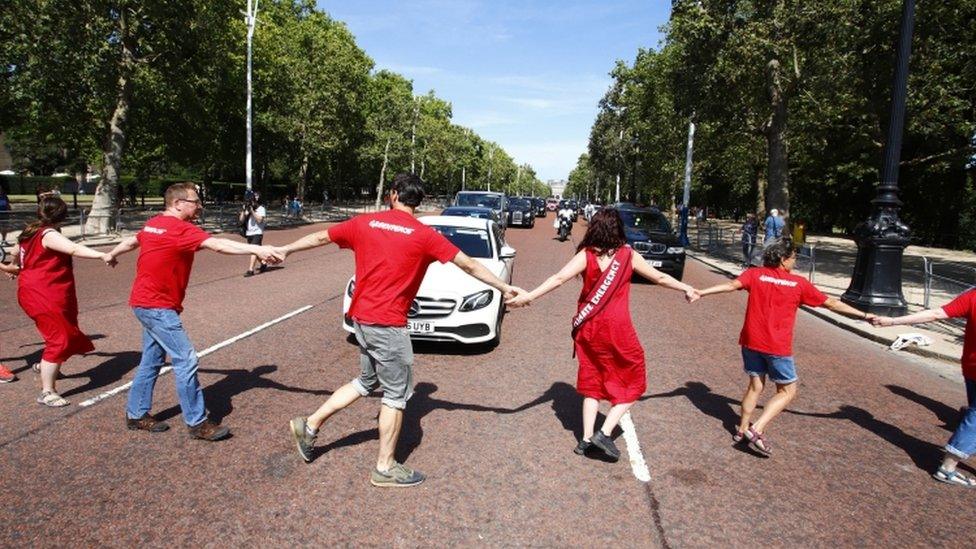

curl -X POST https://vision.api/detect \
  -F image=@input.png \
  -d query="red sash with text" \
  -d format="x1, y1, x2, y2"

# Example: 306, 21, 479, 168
571, 246, 632, 342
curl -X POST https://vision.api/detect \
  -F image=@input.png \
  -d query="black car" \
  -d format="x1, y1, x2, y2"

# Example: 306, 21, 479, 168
531, 197, 547, 217
506, 197, 536, 228
615, 204, 685, 280
441, 206, 502, 226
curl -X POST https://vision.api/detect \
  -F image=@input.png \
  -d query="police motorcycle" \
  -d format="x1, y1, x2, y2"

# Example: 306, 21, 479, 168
555, 207, 574, 242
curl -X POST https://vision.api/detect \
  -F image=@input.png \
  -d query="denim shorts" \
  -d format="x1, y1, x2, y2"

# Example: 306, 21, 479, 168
741, 347, 798, 384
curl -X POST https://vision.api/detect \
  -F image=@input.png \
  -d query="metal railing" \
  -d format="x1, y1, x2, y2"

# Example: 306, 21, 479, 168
922, 257, 976, 310
690, 220, 817, 282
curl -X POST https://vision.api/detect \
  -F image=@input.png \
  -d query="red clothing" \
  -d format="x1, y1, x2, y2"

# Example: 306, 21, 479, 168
942, 290, 976, 380
129, 215, 211, 313
573, 248, 646, 404
17, 228, 94, 362
736, 266, 827, 356
329, 209, 460, 326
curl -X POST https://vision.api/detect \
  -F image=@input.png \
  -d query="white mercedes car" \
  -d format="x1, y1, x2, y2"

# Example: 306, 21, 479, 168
342, 215, 516, 346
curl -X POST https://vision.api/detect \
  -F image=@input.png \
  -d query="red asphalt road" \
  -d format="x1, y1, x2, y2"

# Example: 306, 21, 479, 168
1, 217, 974, 547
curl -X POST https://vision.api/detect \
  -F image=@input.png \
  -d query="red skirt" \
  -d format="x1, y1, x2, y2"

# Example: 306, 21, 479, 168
574, 320, 646, 404
18, 289, 93, 364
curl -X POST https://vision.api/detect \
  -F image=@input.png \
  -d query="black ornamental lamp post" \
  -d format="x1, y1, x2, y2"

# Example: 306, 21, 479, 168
841, 0, 915, 316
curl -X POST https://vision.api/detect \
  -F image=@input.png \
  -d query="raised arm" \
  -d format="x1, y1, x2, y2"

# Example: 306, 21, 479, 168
452, 251, 524, 300
506, 250, 587, 307
873, 308, 947, 327
42, 230, 111, 261
698, 279, 743, 297
632, 253, 699, 302
200, 237, 282, 264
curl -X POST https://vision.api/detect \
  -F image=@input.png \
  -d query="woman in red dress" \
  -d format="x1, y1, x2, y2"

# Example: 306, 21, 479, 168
508, 208, 698, 460
13, 195, 113, 406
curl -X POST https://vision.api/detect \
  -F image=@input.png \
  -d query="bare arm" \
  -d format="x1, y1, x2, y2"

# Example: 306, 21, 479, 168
452, 251, 523, 299
822, 297, 875, 321
279, 229, 332, 258
873, 308, 947, 327
200, 237, 282, 263
107, 236, 140, 259
42, 230, 109, 260
506, 251, 587, 307
698, 279, 743, 297
631, 253, 698, 301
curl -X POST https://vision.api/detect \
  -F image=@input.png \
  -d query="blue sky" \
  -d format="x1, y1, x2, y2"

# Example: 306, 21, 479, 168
316, 1, 671, 181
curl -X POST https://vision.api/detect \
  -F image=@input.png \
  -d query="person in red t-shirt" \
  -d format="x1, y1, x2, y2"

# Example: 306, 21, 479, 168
875, 291, 976, 486
106, 183, 282, 441
280, 173, 526, 488
697, 238, 873, 456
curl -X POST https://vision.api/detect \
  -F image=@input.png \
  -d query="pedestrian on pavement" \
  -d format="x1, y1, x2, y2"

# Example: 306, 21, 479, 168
874, 293, 976, 486
763, 208, 785, 243
695, 238, 874, 456
105, 182, 282, 440
741, 213, 758, 266
239, 191, 268, 277
13, 194, 115, 406
0, 187, 11, 246
281, 173, 525, 487
506, 208, 699, 461
0, 260, 21, 383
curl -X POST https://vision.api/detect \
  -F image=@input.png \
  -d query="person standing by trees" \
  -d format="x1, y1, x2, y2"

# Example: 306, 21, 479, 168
239, 191, 267, 277
874, 294, 976, 486
695, 238, 874, 455
283, 173, 525, 487
741, 213, 758, 266
763, 209, 785, 243
105, 183, 282, 440
13, 194, 115, 406
0, 187, 11, 246
507, 208, 699, 461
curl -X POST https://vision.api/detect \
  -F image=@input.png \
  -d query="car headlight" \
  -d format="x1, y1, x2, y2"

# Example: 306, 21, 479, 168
459, 289, 493, 312
666, 247, 684, 254
346, 279, 355, 298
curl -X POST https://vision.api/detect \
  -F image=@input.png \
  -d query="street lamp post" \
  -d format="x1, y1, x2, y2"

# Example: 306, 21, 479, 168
615, 128, 623, 202
678, 119, 695, 246
244, 0, 259, 192
841, 0, 915, 315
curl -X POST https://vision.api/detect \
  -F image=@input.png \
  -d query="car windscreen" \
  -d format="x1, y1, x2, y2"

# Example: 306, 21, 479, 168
443, 208, 489, 219
509, 198, 531, 209
619, 210, 672, 233
431, 226, 492, 259
455, 194, 501, 210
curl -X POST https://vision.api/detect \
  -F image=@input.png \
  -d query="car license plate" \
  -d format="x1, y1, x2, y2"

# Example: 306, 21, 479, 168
651, 261, 663, 267
407, 321, 434, 333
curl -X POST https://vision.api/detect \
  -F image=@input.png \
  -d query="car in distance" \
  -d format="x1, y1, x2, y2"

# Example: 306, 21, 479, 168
342, 215, 516, 346
454, 191, 507, 230
441, 206, 502, 226
506, 197, 536, 228
530, 197, 547, 217
615, 203, 685, 280
546, 198, 559, 212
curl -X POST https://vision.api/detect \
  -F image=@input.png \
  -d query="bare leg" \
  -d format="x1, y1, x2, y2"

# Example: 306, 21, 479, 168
600, 401, 635, 436
940, 454, 961, 472
248, 254, 259, 272
307, 383, 363, 431
376, 405, 404, 471
39, 359, 62, 393
581, 397, 599, 441
739, 375, 765, 433
751, 382, 797, 434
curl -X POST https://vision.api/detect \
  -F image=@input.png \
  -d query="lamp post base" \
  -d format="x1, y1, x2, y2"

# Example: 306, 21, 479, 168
841, 209, 910, 316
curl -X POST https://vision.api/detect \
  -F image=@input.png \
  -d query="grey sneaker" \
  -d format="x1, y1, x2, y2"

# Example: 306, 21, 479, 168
591, 431, 620, 461
370, 462, 425, 488
289, 417, 315, 462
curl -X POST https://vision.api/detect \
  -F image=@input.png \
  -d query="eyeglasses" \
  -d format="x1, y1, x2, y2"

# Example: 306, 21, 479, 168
178, 198, 202, 205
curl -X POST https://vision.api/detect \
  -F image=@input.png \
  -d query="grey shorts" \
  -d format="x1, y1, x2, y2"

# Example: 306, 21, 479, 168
350, 321, 414, 410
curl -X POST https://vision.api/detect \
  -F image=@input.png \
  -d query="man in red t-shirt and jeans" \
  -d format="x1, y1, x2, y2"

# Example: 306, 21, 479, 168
875, 292, 976, 486
281, 173, 525, 487
107, 183, 282, 441
697, 238, 873, 456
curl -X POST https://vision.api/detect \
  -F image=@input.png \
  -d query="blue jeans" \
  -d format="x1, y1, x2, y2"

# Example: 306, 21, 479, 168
946, 378, 976, 460
126, 308, 206, 427
741, 347, 798, 384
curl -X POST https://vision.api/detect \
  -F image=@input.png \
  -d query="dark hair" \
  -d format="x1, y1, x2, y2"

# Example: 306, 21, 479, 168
390, 173, 425, 207
762, 237, 796, 267
577, 208, 627, 254
19, 195, 68, 243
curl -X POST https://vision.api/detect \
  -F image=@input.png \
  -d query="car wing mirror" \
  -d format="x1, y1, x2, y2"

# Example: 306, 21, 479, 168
500, 245, 516, 259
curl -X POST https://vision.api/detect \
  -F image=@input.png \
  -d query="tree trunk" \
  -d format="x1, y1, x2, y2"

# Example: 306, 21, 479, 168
298, 151, 309, 202
755, 162, 766, 216
374, 137, 391, 209
87, 9, 136, 235
764, 58, 790, 220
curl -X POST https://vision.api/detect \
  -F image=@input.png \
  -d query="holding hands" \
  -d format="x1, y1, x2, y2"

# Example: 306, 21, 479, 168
255, 246, 285, 265
505, 287, 532, 308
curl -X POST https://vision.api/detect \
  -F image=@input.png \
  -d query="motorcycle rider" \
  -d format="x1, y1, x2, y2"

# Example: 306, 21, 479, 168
554, 203, 574, 239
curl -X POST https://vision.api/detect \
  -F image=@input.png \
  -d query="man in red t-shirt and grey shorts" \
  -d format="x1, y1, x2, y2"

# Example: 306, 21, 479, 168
280, 173, 526, 487
696, 238, 874, 456
107, 183, 282, 441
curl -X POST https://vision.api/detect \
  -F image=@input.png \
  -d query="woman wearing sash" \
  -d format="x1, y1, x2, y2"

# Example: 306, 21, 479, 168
508, 208, 698, 460
14, 194, 114, 406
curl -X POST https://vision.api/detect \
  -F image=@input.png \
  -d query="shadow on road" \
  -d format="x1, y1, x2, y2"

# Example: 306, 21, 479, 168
886, 384, 962, 433
643, 381, 741, 435
60, 350, 141, 398
3, 334, 106, 375
155, 364, 334, 424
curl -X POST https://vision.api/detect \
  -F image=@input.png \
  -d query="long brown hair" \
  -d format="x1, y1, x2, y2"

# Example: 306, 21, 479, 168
576, 208, 627, 255
19, 195, 68, 243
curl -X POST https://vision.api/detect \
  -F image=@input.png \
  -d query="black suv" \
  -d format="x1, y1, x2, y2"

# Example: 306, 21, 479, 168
506, 197, 536, 228
615, 204, 685, 280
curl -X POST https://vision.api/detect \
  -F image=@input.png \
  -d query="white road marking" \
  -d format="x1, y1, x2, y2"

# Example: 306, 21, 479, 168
619, 412, 651, 482
78, 305, 314, 408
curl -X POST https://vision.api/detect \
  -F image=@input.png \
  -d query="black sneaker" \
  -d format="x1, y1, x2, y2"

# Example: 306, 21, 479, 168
591, 431, 620, 461
289, 417, 316, 462
244, 270, 254, 278
370, 462, 425, 488
574, 439, 592, 455
259, 263, 268, 273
